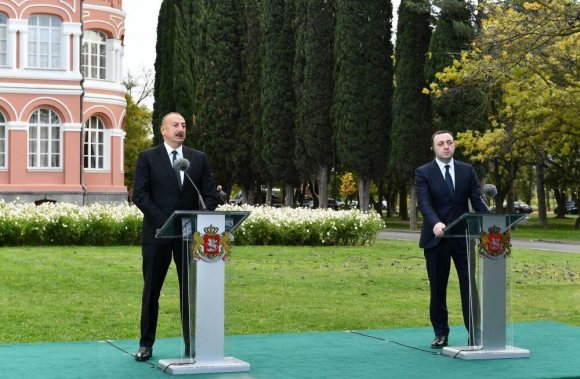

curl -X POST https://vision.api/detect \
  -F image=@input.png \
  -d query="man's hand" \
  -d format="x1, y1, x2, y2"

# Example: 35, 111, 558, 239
433, 222, 446, 237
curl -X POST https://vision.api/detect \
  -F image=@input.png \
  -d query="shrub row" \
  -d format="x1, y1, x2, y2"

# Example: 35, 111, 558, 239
0, 201, 385, 246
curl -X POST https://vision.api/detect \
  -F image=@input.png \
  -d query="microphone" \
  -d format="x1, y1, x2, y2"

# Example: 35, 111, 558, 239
481, 184, 497, 212
173, 157, 207, 210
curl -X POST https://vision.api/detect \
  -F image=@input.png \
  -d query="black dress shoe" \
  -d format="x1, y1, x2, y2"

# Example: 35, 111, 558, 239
135, 346, 152, 361
431, 335, 449, 348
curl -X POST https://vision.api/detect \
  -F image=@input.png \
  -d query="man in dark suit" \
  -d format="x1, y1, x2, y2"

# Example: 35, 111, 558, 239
415, 130, 487, 348
132, 112, 218, 361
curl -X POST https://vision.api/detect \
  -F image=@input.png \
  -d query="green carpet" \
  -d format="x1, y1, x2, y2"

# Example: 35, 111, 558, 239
2, 322, 578, 378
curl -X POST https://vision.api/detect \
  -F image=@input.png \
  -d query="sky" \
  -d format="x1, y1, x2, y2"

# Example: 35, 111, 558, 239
122, 0, 400, 107
122, 0, 163, 79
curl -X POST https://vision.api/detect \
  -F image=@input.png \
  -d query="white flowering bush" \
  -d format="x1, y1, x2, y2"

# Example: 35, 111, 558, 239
218, 204, 385, 246
0, 200, 142, 246
0, 200, 384, 246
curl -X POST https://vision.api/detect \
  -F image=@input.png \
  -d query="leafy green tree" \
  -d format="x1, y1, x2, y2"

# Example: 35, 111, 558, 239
433, 0, 580, 225
261, 0, 298, 206
332, 0, 394, 211
294, 0, 335, 208
389, 0, 432, 225
195, 1, 242, 193
123, 94, 152, 199
151, 0, 195, 145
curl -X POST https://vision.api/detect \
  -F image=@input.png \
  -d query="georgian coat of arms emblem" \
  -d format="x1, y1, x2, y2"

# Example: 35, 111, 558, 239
192, 225, 232, 262
478, 225, 511, 259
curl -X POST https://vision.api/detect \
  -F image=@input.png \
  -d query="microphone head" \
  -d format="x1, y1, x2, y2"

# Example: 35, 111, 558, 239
484, 184, 497, 198
173, 157, 190, 171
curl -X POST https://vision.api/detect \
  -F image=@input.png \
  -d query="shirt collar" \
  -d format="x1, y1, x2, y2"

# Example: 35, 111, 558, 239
164, 143, 183, 157
435, 158, 454, 170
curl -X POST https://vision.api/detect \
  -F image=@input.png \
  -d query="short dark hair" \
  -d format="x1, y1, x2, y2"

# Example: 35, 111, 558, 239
431, 130, 454, 145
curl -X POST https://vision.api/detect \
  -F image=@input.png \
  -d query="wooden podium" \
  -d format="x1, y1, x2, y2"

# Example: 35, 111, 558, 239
155, 210, 251, 375
441, 212, 530, 360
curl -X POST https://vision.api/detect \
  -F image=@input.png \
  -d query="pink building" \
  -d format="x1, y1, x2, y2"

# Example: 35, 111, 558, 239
0, 0, 126, 204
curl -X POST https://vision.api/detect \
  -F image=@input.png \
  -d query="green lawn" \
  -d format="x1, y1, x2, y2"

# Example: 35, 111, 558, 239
383, 213, 580, 242
0, 239, 578, 344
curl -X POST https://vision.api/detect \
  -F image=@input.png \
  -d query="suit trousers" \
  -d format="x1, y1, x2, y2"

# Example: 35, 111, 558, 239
424, 237, 472, 337
139, 239, 194, 349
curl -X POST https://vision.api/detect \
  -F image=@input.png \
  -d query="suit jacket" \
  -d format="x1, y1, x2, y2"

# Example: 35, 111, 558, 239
415, 160, 487, 249
132, 144, 218, 244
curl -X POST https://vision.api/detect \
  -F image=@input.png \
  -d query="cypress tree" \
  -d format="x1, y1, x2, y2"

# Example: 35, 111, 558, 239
234, 0, 264, 204
389, 0, 432, 225
425, 0, 487, 156
151, 0, 195, 145
332, 0, 394, 211
194, 1, 242, 193
261, 0, 298, 206
294, 0, 336, 208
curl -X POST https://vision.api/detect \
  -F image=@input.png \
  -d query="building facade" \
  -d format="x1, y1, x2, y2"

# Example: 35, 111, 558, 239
0, 0, 126, 204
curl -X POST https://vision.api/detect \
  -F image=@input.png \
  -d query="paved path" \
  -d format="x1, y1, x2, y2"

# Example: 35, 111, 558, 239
377, 230, 580, 254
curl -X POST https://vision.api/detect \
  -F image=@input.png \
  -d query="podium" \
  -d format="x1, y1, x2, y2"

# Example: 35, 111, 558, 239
155, 210, 251, 375
441, 212, 529, 359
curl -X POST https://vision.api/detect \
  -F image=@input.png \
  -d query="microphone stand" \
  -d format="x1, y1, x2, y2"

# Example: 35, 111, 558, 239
183, 172, 207, 210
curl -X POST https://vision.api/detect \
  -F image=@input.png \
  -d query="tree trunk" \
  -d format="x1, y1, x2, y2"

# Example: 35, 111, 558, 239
284, 182, 294, 207
317, 165, 329, 209
399, 185, 408, 221
535, 163, 548, 227
266, 183, 273, 206
553, 188, 567, 218
409, 181, 418, 231
358, 176, 371, 212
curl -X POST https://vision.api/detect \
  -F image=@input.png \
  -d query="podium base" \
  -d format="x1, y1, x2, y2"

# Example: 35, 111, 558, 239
157, 356, 250, 375
442, 345, 530, 360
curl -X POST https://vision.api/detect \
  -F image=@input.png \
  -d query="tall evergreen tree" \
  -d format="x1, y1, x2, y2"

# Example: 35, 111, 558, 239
294, 0, 336, 208
389, 0, 433, 226
425, 0, 486, 158
332, 0, 394, 211
234, 0, 265, 204
151, 0, 195, 145
194, 1, 242, 193
261, 0, 298, 206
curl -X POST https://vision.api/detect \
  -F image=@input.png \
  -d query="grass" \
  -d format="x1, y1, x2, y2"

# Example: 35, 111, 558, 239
0, 239, 578, 344
383, 213, 580, 242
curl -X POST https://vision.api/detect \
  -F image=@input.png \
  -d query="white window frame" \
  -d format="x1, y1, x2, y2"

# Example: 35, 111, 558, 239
84, 116, 105, 170
0, 13, 7, 67
28, 108, 61, 169
82, 30, 107, 80
28, 14, 62, 69
0, 112, 6, 168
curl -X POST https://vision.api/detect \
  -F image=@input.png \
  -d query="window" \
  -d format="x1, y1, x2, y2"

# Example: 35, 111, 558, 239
0, 112, 5, 167
28, 109, 61, 168
28, 14, 62, 69
81, 30, 107, 79
84, 116, 104, 169
0, 14, 7, 66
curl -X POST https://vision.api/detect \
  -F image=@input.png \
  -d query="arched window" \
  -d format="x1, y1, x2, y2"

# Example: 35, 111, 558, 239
82, 30, 107, 79
28, 14, 62, 69
0, 112, 6, 168
84, 116, 105, 169
0, 14, 7, 66
28, 109, 61, 168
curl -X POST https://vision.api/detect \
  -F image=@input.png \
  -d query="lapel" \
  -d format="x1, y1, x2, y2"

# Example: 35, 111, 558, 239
155, 144, 182, 191
430, 161, 454, 201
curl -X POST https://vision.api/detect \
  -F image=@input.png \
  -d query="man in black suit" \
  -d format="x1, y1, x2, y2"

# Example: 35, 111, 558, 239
132, 112, 218, 361
415, 130, 487, 348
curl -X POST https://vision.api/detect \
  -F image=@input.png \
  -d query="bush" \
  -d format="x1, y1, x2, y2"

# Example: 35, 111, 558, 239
0, 200, 384, 246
